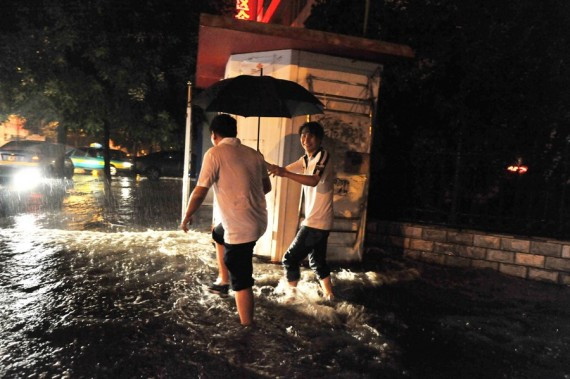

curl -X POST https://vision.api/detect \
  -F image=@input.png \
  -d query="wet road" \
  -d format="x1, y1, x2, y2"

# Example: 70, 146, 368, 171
0, 174, 569, 378
0, 174, 211, 232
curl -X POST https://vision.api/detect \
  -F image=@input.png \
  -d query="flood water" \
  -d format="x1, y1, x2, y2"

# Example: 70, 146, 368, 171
1, 175, 569, 378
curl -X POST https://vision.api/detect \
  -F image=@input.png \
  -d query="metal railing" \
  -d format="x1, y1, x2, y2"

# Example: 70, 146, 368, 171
369, 148, 570, 240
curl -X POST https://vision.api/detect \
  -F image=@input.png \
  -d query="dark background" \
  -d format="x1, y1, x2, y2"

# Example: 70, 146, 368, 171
1, 0, 569, 239
306, 0, 570, 239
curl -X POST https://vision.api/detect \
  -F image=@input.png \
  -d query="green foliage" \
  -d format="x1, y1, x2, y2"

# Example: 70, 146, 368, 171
0, 0, 233, 148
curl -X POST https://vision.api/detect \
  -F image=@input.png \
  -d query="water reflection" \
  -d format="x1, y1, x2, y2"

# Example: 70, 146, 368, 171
0, 175, 420, 376
1, 175, 210, 232
0, 226, 416, 377
13, 213, 39, 231
4, 175, 563, 377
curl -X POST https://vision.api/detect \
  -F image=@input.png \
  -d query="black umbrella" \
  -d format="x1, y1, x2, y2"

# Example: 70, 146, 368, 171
193, 75, 324, 150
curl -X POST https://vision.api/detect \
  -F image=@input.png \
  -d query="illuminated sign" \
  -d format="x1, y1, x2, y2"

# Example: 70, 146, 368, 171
507, 165, 528, 174
235, 0, 257, 20
507, 158, 528, 174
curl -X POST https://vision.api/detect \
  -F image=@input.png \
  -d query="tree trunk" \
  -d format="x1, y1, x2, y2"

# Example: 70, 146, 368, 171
55, 122, 67, 178
103, 119, 111, 181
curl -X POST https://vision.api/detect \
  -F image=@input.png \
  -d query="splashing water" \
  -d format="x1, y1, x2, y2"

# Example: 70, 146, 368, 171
0, 175, 422, 377
3, 176, 566, 378
0, 224, 423, 377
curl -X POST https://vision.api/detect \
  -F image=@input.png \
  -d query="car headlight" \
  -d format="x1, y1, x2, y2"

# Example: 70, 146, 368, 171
123, 162, 133, 168
11, 167, 44, 191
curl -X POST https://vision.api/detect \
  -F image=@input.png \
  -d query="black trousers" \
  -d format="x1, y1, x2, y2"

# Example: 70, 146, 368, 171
282, 226, 330, 282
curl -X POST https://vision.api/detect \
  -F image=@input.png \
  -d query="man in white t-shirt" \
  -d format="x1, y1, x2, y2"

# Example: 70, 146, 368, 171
181, 114, 271, 326
268, 121, 335, 301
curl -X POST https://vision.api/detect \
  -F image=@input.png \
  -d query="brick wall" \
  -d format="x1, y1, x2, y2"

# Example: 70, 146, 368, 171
366, 220, 570, 286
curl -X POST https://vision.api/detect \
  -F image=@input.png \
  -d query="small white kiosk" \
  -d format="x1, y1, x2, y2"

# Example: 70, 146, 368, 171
195, 15, 414, 262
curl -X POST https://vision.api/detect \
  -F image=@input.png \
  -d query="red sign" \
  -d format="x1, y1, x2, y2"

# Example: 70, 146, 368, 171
235, 0, 257, 21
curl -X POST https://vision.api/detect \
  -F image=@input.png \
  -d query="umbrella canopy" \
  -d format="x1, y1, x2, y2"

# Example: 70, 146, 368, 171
193, 75, 324, 118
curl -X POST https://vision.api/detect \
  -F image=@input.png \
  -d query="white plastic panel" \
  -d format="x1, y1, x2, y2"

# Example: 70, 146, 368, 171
223, 50, 381, 262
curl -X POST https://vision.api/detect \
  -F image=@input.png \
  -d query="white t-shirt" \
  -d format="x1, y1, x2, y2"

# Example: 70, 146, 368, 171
197, 138, 268, 244
288, 147, 334, 230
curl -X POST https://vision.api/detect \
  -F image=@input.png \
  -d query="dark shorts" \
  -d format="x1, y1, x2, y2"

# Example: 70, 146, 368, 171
282, 226, 330, 282
212, 223, 256, 291
212, 223, 225, 245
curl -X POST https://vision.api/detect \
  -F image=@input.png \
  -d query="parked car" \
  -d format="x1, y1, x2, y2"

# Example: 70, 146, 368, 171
134, 151, 194, 180
68, 147, 133, 176
0, 140, 74, 191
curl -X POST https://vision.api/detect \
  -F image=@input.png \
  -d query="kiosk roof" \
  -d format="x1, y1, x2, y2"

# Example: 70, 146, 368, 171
196, 14, 414, 89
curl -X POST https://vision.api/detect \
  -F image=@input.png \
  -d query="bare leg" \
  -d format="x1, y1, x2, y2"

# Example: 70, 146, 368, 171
234, 287, 254, 326
215, 242, 229, 285
320, 276, 334, 300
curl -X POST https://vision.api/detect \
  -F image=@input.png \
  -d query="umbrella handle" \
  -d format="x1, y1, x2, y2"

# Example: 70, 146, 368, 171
257, 116, 260, 151
257, 65, 262, 151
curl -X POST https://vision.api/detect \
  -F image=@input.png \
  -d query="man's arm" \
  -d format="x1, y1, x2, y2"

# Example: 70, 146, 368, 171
180, 186, 209, 232
268, 164, 320, 187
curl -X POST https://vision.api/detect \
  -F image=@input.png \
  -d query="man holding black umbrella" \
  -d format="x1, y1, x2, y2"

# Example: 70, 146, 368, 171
181, 114, 271, 326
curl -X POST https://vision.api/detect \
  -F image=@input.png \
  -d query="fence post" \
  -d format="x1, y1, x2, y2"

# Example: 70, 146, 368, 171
450, 123, 463, 224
